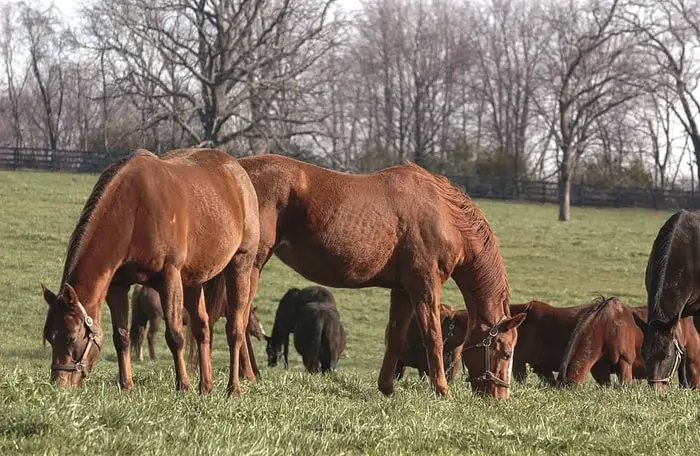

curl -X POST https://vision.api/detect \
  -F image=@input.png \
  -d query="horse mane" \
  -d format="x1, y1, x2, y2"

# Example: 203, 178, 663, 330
559, 295, 619, 380
402, 162, 510, 313
646, 210, 694, 323
60, 151, 150, 287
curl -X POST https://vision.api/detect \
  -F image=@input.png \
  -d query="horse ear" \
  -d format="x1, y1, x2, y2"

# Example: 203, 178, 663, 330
501, 313, 527, 331
632, 312, 649, 333
41, 284, 57, 307
60, 283, 81, 310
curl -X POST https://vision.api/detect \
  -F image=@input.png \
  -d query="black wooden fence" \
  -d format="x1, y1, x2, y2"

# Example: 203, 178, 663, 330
2, 147, 700, 211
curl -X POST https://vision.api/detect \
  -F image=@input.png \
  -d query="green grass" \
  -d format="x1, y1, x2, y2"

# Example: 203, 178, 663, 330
1, 169, 699, 455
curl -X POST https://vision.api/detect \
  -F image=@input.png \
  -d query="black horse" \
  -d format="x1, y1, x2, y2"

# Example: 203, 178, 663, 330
265, 286, 346, 372
642, 210, 700, 389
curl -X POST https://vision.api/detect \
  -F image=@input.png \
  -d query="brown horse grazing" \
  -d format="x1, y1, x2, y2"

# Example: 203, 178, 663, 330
394, 304, 470, 383
240, 154, 525, 399
130, 282, 266, 362
642, 210, 700, 390
557, 297, 647, 386
633, 310, 700, 389
510, 300, 589, 386
41, 148, 260, 396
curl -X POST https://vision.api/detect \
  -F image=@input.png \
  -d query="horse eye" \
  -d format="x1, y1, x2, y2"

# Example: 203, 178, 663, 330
502, 352, 512, 361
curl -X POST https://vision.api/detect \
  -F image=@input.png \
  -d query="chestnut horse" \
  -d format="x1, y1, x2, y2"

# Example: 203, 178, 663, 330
394, 303, 470, 383
510, 300, 588, 386
41, 148, 260, 396
130, 282, 265, 362
642, 210, 700, 390
557, 297, 646, 386
240, 154, 525, 399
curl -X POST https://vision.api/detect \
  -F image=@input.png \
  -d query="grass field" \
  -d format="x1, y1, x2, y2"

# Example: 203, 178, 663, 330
1, 169, 699, 455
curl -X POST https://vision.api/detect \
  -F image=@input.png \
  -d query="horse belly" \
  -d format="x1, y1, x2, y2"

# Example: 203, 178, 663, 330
274, 236, 396, 288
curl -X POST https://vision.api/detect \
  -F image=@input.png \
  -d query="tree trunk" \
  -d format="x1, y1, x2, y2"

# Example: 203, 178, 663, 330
558, 164, 571, 222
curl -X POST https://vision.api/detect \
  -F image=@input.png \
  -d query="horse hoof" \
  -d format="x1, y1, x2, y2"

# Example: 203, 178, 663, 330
199, 382, 213, 395
378, 383, 394, 397
226, 385, 241, 397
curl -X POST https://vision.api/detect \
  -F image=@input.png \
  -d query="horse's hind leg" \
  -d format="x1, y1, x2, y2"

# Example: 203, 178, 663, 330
224, 255, 256, 396
411, 282, 449, 398
159, 264, 190, 392
378, 289, 414, 396
183, 284, 213, 394
107, 283, 133, 391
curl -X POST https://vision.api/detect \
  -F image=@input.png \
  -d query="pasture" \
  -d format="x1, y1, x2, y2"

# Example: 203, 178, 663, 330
1, 169, 699, 455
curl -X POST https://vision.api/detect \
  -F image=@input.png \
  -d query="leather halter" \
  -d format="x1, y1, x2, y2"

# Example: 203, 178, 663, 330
648, 339, 684, 385
462, 317, 510, 388
51, 301, 102, 374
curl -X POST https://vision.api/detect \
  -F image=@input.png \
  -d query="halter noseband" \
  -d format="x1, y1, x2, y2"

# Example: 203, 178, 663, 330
462, 317, 511, 389
648, 338, 684, 385
51, 301, 102, 374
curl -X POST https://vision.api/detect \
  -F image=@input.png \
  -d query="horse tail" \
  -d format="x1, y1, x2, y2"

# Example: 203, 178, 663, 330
186, 273, 228, 372
558, 295, 617, 385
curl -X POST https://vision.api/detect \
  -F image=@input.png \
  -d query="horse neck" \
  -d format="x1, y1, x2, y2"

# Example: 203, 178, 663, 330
64, 255, 121, 324
452, 253, 510, 329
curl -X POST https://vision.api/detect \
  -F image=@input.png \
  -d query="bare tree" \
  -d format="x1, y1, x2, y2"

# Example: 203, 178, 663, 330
541, 0, 643, 221
84, 0, 339, 149
20, 2, 73, 151
470, 0, 550, 180
626, 0, 700, 189
0, 3, 31, 148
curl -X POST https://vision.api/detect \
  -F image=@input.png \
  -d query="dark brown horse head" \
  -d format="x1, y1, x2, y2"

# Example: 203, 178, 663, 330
634, 313, 684, 390
248, 306, 266, 341
462, 313, 527, 399
41, 283, 104, 388
264, 335, 284, 367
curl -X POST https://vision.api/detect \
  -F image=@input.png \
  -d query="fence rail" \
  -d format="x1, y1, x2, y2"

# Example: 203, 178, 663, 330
2, 147, 700, 211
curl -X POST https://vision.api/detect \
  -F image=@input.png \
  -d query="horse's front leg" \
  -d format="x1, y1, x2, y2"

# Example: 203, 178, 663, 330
106, 283, 133, 391
411, 281, 449, 398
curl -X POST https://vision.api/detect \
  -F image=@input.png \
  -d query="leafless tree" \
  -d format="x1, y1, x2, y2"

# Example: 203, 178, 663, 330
540, 0, 644, 221
626, 0, 700, 189
84, 0, 340, 149
0, 3, 31, 148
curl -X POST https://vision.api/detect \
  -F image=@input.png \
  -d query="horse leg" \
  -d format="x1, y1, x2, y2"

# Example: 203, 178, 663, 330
378, 289, 414, 396
129, 304, 147, 362
159, 264, 190, 392
106, 283, 133, 391
616, 361, 632, 386
448, 345, 463, 383
183, 284, 213, 394
224, 257, 255, 396
411, 283, 449, 398
395, 360, 406, 380
147, 314, 160, 361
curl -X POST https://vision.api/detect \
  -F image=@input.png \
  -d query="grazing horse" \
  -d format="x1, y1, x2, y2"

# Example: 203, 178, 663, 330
557, 297, 646, 386
633, 310, 700, 389
394, 303, 470, 383
510, 301, 588, 386
642, 210, 700, 390
293, 302, 347, 373
265, 286, 337, 368
240, 154, 525, 399
130, 282, 266, 362
41, 148, 260, 396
